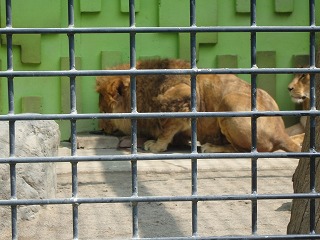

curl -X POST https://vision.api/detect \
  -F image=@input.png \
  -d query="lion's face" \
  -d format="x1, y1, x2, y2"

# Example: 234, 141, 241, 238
288, 73, 310, 103
96, 77, 129, 113
96, 76, 130, 134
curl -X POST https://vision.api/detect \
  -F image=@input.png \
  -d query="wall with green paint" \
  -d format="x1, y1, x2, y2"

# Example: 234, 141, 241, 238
0, 0, 318, 140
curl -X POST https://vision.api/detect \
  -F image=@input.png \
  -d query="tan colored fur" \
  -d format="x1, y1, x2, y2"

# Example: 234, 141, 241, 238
286, 73, 311, 145
288, 73, 310, 107
96, 59, 300, 153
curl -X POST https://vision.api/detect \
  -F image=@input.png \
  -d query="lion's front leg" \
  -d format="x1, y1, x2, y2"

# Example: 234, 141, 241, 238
144, 139, 169, 153
201, 142, 235, 153
143, 118, 190, 153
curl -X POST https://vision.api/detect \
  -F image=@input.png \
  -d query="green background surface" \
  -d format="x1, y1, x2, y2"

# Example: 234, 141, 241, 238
0, 0, 318, 140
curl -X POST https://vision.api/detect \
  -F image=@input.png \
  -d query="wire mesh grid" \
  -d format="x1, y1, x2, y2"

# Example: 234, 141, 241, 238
0, 0, 320, 239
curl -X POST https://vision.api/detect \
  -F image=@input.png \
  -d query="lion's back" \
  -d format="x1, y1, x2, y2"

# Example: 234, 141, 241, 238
135, 59, 191, 113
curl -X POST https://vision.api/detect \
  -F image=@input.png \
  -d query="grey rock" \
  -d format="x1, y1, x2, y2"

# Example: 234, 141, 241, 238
0, 120, 60, 234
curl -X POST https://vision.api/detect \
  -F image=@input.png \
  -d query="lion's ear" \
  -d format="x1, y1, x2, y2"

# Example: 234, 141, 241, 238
114, 78, 129, 97
95, 77, 103, 93
116, 81, 125, 97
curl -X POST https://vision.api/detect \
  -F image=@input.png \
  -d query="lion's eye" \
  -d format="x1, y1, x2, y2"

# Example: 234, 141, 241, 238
299, 74, 306, 79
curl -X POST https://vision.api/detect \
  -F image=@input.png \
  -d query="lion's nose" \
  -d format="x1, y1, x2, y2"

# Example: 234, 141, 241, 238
288, 87, 293, 92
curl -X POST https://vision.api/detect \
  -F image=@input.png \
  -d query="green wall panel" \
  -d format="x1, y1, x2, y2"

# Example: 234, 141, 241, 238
159, 0, 217, 27
235, 0, 251, 13
256, 51, 277, 99
21, 96, 43, 113
11, 35, 41, 64
159, 0, 218, 54
0, 0, 61, 28
292, 54, 309, 67
101, 51, 124, 69
0, 0, 316, 139
80, 0, 101, 13
121, 0, 140, 13
217, 55, 238, 68
1, 34, 41, 64
0, 0, 59, 64
275, 0, 294, 13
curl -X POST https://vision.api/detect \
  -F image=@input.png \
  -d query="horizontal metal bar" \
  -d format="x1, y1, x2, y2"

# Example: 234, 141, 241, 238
0, 67, 318, 78
139, 234, 320, 240
0, 151, 317, 164
0, 110, 318, 122
0, 192, 320, 206
0, 26, 320, 34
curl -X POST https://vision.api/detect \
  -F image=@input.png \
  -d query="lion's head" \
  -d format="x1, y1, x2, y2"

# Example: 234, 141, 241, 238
288, 73, 310, 103
96, 76, 131, 135
96, 76, 130, 113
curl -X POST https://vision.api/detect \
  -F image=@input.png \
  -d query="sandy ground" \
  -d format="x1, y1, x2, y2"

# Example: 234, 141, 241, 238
2, 145, 299, 239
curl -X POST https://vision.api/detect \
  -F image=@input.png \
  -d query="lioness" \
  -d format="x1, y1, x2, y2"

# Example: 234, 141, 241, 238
288, 72, 310, 110
286, 72, 310, 144
96, 59, 300, 153
287, 72, 310, 131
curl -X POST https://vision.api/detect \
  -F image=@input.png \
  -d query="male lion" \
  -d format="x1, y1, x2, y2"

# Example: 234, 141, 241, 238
96, 58, 300, 153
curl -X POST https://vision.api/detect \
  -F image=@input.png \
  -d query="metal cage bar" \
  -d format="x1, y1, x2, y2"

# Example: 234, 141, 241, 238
0, 109, 320, 122
129, 0, 140, 238
1, 25, 320, 35
0, 67, 320, 78
1, 192, 320, 206
0, 150, 320, 163
308, 0, 317, 236
67, 0, 79, 239
190, 0, 198, 237
250, 0, 258, 235
5, 0, 17, 239
1, 0, 319, 239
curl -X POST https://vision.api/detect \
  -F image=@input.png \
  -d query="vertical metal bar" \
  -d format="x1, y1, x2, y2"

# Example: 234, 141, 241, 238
129, 0, 139, 238
250, 0, 258, 235
6, 0, 17, 239
68, 0, 78, 239
190, 0, 198, 237
308, 0, 316, 235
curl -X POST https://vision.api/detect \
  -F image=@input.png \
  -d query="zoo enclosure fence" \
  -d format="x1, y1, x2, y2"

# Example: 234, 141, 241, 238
0, 0, 320, 239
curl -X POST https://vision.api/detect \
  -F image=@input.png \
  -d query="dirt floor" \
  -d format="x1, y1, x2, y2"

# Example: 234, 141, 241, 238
2, 145, 299, 239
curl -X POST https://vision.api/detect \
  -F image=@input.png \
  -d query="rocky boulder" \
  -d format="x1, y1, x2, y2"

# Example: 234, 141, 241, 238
0, 120, 60, 234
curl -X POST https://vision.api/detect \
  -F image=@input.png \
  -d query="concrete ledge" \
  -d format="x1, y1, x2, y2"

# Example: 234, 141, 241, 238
77, 132, 119, 149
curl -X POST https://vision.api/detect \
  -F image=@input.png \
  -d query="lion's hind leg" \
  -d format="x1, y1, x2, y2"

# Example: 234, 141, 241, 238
204, 93, 255, 153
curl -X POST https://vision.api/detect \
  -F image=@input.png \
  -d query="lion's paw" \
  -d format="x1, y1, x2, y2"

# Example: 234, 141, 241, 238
144, 140, 167, 153
201, 143, 214, 153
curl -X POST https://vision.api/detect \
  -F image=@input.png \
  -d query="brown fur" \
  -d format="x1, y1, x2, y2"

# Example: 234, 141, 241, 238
96, 59, 300, 153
